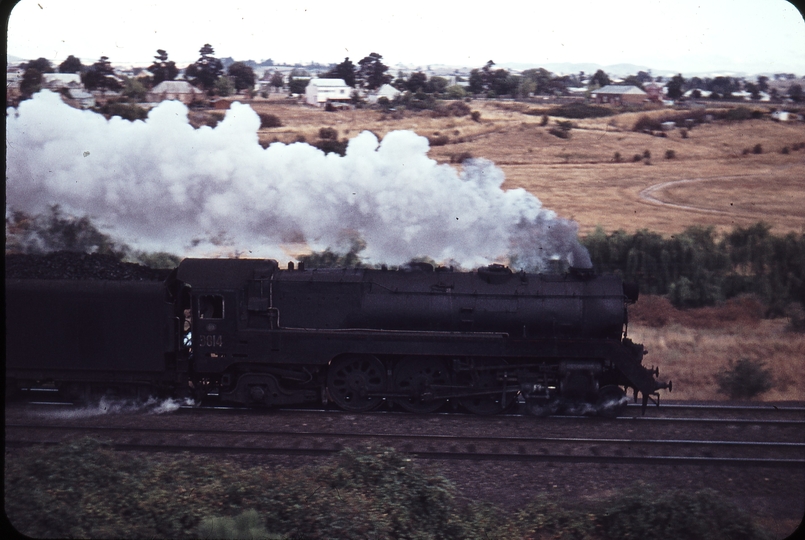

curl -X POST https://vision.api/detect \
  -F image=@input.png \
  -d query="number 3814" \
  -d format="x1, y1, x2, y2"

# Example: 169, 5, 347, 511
198, 334, 223, 347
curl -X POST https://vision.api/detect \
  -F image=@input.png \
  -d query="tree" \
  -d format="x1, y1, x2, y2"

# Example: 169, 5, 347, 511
81, 56, 121, 91
270, 71, 284, 92
288, 75, 309, 94
666, 73, 685, 100
622, 75, 645, 90
148, 49, 178, 86
468, 69, 484, 94
185, 44, 223, 91
757, 75, 769, 92
357, 53, 391, 90
19, 68, 43, 97
227, 62, 256, 93
123, 78, 148, 101
789, 83, 803, 102
426, 76, 448, 94
589, 69, 611, 88
214, 76, 235, 97
23, 57, 54, 73
58, 55, 83, 74
321, 57, 356, 87
406, 71, 427, 92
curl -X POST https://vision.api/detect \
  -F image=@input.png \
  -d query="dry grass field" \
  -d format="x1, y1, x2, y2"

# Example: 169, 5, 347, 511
217, 96, 805, 402
239, 96, 805, 237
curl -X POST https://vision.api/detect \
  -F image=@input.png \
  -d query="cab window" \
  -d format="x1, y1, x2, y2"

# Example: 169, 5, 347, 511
198, 295, 224, 319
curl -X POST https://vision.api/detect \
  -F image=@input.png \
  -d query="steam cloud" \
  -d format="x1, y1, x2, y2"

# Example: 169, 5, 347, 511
6, 90, 591, 270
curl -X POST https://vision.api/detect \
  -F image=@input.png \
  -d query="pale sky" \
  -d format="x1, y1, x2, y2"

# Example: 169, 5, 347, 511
6, 0, 805, 74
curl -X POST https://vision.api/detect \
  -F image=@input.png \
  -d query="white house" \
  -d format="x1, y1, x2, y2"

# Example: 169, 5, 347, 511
367, 83, 400, 104
305, 78, 351, 106
146, 80, 205, 104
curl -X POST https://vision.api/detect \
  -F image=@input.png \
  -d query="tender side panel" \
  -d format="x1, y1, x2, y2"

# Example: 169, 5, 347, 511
6, 279, 175, 378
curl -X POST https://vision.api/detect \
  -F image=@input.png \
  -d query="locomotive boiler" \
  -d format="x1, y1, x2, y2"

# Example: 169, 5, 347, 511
6, 257, 671, 416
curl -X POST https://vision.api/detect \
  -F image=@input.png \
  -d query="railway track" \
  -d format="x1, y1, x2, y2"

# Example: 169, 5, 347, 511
7, 412, 805, 467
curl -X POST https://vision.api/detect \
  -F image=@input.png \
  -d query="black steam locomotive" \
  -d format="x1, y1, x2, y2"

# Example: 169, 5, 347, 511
6, 258, 670, 416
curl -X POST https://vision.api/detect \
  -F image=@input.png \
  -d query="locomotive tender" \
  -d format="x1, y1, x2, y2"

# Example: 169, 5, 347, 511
6, 258, 670, 416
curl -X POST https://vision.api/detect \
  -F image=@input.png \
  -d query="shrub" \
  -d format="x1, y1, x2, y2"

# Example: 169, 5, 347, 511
99, 101, 148, 122
450, 152, 473, 163
665, 149, 676, 159
681, 129, 689, 138
633, 154, 643, 162
258, 113, 282, 128
753, 143, 763, 154
428, 134, 450, 146
549, 120, 573, 139
613, 152, 622, 162
540, 114, 549, 126
633, 114, 662, 132
725, 106, 753, 121
470, 110, 481, 122
318, 126, 338, 140
717, 358, 774, 399
312, 138, 348, 156
543, 102, 614, 119
781, 146, 790, 154
445, 100, 471, 117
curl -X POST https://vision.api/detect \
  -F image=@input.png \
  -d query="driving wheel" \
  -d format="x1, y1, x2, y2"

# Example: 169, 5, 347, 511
459, 364, 516, 415
326, 355, 387, 412
393, 357, 449, 413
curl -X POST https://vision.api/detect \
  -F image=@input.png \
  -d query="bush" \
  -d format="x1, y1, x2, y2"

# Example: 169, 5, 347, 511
540, 114, 549, 126
542, 102, 614, 119
450, 152, 473, 163
549, 120, 573, 139
318, 126, 338, 140
428, 134, 450, 146
445, 100, 471, 117
633, 154, 643, 162
725, 106, 753, 121
665, 149, 676, 159
781, 146, 790, 154
98, 101, 148, 122
258, 113, 282, 128
312, 138, 348, 156
643, 149, 651, 159
470, 110, 481, 122
717, 358, 774, 399
633, 114, 662, 132
753, 143, 763, 154
613, 152, 622, 162
681, 129, 689, 138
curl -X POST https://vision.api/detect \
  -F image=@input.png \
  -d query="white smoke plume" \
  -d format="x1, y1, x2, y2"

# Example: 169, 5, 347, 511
6, 90, 591, 270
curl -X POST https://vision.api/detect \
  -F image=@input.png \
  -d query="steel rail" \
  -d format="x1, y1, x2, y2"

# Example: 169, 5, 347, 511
5, 439, 804, 468
6, 423, 803, 448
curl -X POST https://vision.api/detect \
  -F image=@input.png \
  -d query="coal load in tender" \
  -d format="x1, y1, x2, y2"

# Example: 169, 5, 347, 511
4, 252, 172, 281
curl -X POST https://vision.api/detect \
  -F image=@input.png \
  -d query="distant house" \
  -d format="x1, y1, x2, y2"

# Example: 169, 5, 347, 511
147, 80, 205, 104
63, 89, 95, 109
590, 85, 647, 105
305, 78, 351, 106
43, 73, 82, 91
367, 84, 400, 104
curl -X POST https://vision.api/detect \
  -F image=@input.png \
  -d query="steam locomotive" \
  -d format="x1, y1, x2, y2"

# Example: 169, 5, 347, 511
6, 257, 670, 416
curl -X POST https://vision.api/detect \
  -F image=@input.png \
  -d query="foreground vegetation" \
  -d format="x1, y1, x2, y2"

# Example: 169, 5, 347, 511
5, 438, 773, 539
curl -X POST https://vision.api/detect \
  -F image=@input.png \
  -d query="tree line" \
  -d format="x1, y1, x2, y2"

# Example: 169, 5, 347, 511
582, 223, 805, 312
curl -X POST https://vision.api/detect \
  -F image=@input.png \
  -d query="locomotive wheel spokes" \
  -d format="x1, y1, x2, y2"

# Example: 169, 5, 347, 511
459, 366, 517, 415
596, 385, 628, 418
326, 355, 387, 412
393, 357, 450, 413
